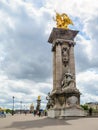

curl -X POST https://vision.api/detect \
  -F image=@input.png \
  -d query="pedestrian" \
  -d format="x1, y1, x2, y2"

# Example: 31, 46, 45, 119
39, 111, 41, 117
89, 107, 92, 116
34, 110, 36, 116
45, 111, 47, 116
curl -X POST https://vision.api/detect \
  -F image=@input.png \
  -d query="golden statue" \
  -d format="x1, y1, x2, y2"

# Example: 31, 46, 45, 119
54, 11, 73, 29
38, 96, 41, 100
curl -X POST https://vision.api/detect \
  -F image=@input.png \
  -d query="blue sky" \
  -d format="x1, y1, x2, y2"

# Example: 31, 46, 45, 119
0, 0, 98, 110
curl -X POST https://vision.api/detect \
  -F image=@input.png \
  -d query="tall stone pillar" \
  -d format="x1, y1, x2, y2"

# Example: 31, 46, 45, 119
55, 43, 62, 90
47, 28, 86, 118
69, 43, 76, 84
53, 50, 56, 90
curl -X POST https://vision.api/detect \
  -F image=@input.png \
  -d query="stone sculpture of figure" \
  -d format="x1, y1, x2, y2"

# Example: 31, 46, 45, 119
46, 93, 55, 109
53, 11, 73, 29
62, 46, 69, 67
61, 73, 75, 89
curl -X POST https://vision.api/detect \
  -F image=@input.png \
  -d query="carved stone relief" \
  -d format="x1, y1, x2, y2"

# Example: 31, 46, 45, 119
61, 72, 75, 89
62, 46, 69, 67
67, 96, 78, 107
46, 93, 55, 109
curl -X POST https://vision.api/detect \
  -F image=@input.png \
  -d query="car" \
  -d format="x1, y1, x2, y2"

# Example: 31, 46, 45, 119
0, 111, 6, 118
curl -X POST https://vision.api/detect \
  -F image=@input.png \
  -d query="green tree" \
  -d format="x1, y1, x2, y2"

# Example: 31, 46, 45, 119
6, 109, 12, 114
81, 105, 88, 110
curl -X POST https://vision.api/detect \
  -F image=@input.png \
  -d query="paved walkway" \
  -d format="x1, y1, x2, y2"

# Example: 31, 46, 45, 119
0, 114, 98, 130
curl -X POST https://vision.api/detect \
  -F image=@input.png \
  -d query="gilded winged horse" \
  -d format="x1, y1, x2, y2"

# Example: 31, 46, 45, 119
54, 12, 73, 29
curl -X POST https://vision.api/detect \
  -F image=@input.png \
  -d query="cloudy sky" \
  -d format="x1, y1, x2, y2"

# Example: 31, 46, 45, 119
0, 0, 98, 110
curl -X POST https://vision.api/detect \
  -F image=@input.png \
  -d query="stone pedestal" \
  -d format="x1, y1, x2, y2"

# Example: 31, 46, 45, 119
60, 108, 86, 117
47, 28, 86, 118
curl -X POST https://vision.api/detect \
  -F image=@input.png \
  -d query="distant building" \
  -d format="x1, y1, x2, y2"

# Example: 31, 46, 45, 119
85, 102, 98, 110
15, 109, 30, 114
0, 107, 6, 111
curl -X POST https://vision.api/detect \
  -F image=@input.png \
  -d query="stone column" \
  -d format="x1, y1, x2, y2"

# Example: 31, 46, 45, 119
53, 50, 56, 90
47, 28, 86, 118
69, 43, 76, 86
55, 42, 62, 90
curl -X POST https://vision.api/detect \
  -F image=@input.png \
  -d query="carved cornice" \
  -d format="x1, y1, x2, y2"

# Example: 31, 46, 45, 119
52, 39, 75, 51
48, 28, 79, 44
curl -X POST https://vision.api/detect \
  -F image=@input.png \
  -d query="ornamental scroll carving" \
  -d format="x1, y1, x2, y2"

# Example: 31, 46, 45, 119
62, 46, 69, 67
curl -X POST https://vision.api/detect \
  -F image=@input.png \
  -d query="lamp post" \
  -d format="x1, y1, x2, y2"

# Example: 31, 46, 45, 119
12, 96, 15, 115
20, 101, 22, 114
36, 96, 41, 112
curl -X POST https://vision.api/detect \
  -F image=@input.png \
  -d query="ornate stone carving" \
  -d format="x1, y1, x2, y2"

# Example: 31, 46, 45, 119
46, 93, 55, 109
58, 96, 65, 106
62, 46, 69, 67
66, 96, 78, 107
61, 73, 75, 89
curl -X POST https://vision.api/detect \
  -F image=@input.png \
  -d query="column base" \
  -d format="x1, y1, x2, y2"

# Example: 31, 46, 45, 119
47, 107, 87, 118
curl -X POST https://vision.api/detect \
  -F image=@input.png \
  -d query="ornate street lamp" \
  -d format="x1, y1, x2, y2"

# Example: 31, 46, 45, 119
20, 101, 22, 114
12, 96, 15, 115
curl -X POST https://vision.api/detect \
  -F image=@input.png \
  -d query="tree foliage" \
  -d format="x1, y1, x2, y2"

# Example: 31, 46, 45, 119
81, 105, 89, 110
6, 109, 12, 114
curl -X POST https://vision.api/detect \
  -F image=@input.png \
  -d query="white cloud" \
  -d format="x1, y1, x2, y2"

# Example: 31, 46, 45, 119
76, 71, 98, 104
